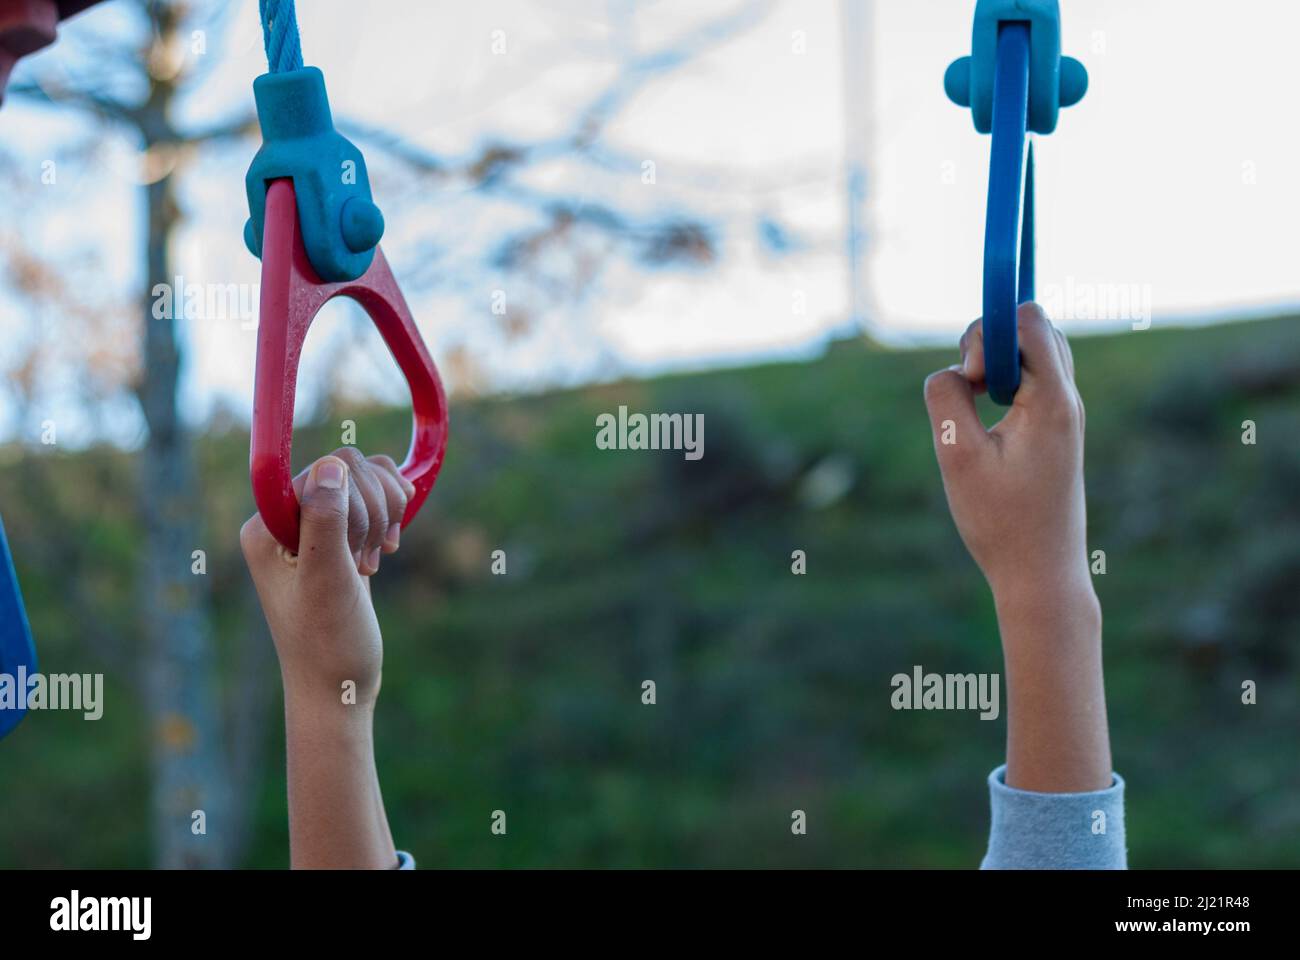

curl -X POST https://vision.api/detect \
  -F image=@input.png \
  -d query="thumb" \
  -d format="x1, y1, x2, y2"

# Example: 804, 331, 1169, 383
924, 366, 989, 468
296, 456, 355, 576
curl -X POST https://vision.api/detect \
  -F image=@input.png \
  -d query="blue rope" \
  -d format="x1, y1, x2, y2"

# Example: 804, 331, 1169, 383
259, 0, 304, 73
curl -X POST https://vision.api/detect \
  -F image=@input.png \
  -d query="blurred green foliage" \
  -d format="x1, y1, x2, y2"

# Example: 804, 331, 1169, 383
2, 316, 1298, 867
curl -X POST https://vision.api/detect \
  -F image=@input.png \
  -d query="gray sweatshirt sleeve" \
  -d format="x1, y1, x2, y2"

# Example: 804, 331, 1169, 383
980, 764, 1127, 869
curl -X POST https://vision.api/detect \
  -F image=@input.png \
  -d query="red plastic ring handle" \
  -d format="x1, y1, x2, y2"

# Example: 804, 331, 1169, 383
251, 177, 449, 553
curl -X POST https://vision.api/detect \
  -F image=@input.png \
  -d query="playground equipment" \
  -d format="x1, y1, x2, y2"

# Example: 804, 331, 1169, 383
245, 0, 448, 552
945, 0, 1087, 404
0, 518, 36, 740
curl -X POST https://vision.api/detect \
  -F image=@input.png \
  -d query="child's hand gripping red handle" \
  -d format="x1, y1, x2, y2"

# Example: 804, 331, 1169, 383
251, 177, 448, 553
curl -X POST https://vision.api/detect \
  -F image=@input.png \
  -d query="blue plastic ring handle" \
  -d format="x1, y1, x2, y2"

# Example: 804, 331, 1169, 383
983, 22, 1035, 406
0, 515, 37, 741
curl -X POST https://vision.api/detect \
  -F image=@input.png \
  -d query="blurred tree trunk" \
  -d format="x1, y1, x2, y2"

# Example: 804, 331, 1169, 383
132, 4, 229, 869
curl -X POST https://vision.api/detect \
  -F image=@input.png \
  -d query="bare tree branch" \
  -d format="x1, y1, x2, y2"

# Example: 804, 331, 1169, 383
7, 80, 139, 125
187, 112, 258, 145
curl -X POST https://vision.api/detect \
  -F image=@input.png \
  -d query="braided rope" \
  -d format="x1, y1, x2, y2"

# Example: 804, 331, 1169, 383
259, 0, 303, 73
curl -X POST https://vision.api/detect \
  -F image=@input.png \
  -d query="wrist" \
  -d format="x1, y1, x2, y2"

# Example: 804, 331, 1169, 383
275, 648, 381, 713
284, 680, 378, 731
990, 568, 1099, 625
991, 571, 1101, 663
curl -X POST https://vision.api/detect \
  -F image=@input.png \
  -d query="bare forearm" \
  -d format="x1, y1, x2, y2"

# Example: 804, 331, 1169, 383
993, 577, 1112, 793
283, 692, 397, 869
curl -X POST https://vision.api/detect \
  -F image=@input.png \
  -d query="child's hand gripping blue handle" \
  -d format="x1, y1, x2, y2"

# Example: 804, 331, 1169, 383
944, 0, 1088, 405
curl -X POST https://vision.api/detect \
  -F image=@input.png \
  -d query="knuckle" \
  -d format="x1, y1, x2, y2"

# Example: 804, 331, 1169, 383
347, 508, 370, 550
1042, 389, 1082, 430
382, 488, 409, 524
238, 516, 263, 558
333, 446, 366, 469
923, 369, 954, 406
301, 496, 349, 527
369, 500, 390, 536
938, 433, 978, 470
1017, 301, 1048, 325
1016, 322, 1047, 346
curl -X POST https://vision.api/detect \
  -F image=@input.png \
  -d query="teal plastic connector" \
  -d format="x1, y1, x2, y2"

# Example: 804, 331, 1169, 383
243, 66, 384, 283
943, 0, 1087, 135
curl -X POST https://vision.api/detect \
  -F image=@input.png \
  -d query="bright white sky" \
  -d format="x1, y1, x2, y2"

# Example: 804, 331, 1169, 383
2, 0, 1298, 437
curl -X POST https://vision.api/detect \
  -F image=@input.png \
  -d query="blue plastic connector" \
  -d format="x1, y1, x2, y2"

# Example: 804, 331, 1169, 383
944, 0, 1087, 134
244, 66, 384, 283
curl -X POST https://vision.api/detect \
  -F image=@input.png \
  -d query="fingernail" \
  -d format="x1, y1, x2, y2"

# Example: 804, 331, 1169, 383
315, 458, 345, 490
385, 523, 401, 549
366, 546, 381, 570
400, 477, 416, 497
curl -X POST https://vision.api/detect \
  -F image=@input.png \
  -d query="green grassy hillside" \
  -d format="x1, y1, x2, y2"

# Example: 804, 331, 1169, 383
2, 315, 1298, 867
